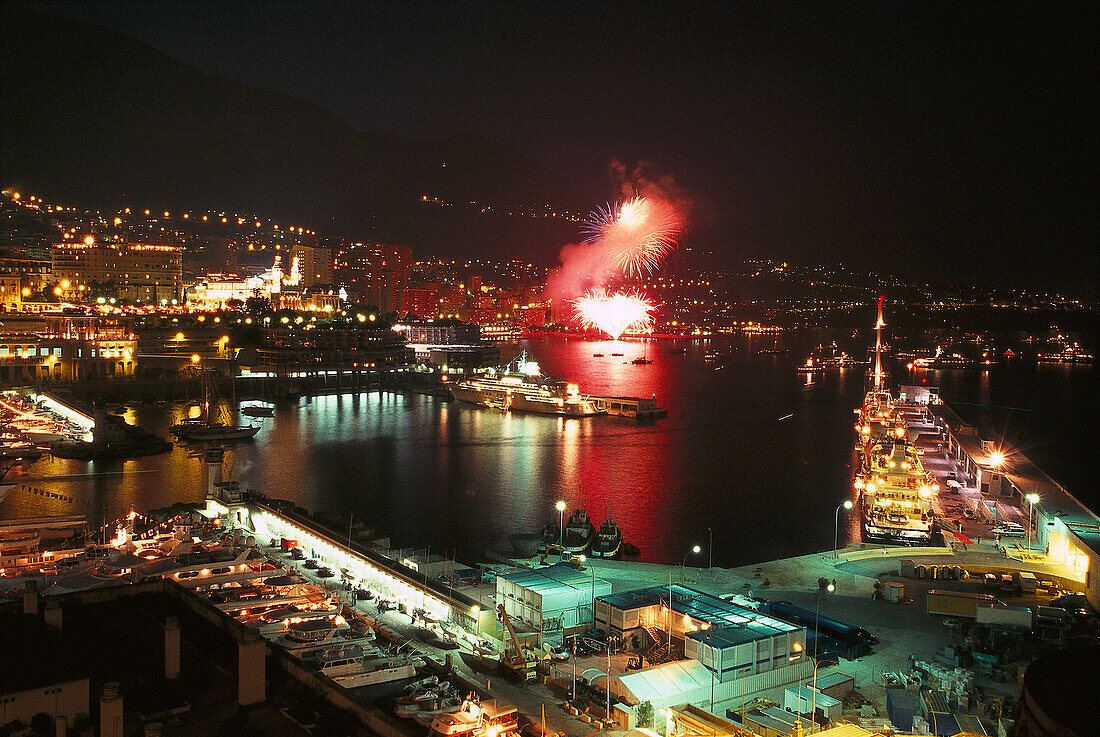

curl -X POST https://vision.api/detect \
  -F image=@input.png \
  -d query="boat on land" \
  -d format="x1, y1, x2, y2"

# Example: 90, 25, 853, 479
448, 351, 603, 417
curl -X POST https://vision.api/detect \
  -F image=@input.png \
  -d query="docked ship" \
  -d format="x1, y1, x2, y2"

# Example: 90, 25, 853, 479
562, 509, 597, 554
172, 371, 260, 441
589, 515, 623, 558
447, 351, 603, 417
854, 297, 906, 454
855, 435, 938, 545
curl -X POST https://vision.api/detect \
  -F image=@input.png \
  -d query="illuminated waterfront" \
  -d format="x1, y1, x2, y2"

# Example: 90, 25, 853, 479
2, 335, 1095, 566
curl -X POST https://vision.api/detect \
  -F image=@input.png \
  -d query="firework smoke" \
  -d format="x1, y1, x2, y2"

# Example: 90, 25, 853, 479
544, 161, 690, 332
573, 288, 657, 339
582, 196, 682, 277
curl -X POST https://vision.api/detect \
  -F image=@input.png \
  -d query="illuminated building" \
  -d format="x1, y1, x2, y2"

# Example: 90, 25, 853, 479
51, 240, 182, 303
0, 314, 136, 383
401, 287, 439, 319
335, 243, 412, 314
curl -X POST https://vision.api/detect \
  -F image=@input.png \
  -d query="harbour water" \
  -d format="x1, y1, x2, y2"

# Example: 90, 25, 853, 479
2, 334, 1095, 567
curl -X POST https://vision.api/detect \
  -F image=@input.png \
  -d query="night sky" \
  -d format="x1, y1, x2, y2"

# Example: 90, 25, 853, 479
25, 2, 1098, 296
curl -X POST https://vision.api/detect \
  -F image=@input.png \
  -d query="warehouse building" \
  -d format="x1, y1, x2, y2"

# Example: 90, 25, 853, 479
495, 562, 612, 642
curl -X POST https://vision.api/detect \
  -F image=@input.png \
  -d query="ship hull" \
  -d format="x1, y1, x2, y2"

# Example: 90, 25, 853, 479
449, 386, 603, 417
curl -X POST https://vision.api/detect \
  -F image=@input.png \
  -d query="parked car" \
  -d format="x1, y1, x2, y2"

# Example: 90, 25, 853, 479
1049, 593, 1093, 618
565, 635, 593, 657
544, 643, 570, 661
946, 480, 962, 494
993, 525, 1025, 538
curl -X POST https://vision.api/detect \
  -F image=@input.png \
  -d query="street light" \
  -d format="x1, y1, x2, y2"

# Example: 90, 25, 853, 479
707, 527, 713, 570
556, 501, 566, 547
834, 501, 853, 558
681, 545, 701, 581
1025, 493, 1040, 553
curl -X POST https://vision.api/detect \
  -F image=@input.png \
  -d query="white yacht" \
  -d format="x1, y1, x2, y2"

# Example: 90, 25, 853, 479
448, 352, 603, 417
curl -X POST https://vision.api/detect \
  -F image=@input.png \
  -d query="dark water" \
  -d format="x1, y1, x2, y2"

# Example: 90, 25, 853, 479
3, 335, 1095, 567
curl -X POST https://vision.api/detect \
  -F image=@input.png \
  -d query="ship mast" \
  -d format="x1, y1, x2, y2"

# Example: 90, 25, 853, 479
873, 295, 886, 391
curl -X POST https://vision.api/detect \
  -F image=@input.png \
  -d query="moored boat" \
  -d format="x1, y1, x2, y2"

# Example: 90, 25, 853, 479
589, 516, 623, 558
448, 351, 603, 417
562, 509, 596, 554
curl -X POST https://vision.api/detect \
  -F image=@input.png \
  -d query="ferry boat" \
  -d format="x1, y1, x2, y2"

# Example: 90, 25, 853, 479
448, 352, 603, 417
855, 436, 937, 545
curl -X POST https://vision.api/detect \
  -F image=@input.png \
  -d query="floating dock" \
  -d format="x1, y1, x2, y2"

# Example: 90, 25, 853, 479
590, 395, 667, 419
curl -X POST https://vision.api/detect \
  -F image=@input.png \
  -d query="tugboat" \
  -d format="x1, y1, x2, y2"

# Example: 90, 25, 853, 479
589, 515, 623, 558
562, 509, 596, 554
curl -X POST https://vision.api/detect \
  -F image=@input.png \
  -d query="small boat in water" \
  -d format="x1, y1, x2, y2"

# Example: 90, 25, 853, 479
240, 404, 275, 418
592, 353, 604, 357
631, 357, 652, 365
562, 509, 596, 554
589, 516, 623, 558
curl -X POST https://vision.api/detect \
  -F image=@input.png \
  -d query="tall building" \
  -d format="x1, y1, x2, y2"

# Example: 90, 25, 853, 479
401, 287, 439, 319
289, 244, 334, 287
52, 238, 182, 303
335, 243, 412, 314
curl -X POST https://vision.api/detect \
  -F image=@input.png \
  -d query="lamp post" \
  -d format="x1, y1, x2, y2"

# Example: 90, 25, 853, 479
681, 545, 701, 582
707, 527, 713, 570
1025, 493, 1040, 553
814, 583, 834, 657
808, 656, 829, 734
556, 500, 566, 547
705, 630, 716, 713
834, 501, 853, 558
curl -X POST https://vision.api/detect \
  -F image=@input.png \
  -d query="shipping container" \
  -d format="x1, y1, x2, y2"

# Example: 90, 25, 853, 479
976, 604, 1032, 629
926, 589, 1000, 618
886, 688, 919, 731
1013, 571, 1038, 594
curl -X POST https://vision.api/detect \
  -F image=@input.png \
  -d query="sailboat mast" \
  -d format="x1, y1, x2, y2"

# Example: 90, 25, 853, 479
873, 295, 885, 391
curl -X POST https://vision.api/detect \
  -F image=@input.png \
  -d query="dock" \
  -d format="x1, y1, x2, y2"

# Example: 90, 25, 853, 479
590, 395, 668, 419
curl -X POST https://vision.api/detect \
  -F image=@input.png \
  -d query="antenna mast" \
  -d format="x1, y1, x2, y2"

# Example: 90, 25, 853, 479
873, 295, 886, 391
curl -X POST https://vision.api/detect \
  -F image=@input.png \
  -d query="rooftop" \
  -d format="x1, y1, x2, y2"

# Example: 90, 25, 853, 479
499, 562, 611, 594
599, 584, 800, 639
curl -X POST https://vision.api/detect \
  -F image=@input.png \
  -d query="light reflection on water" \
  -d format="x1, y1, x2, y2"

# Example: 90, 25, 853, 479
2, 336, 1094, 567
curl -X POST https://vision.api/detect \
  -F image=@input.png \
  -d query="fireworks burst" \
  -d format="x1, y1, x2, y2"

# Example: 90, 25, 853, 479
573, 288, 657, 339
582, 196, 682, 277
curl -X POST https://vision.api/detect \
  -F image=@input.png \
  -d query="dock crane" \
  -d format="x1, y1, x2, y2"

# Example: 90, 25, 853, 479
497, 604, 537, 682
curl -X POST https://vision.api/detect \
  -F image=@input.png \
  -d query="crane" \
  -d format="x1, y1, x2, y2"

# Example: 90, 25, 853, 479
497, 604, 537, 682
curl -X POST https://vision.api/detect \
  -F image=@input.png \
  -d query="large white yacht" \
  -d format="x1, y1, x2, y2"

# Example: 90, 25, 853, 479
856, 436, 938, 544
448, 352, 603, 417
